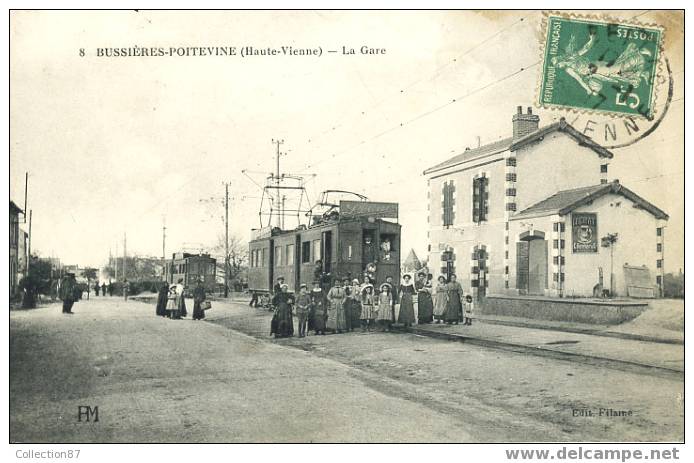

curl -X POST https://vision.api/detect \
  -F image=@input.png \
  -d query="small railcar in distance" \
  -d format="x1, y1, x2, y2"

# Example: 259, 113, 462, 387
248, 199, 401, 294
164, 252, 217, 293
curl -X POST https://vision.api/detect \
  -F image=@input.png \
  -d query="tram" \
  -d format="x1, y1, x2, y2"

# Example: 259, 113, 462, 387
248, 195, 401, 294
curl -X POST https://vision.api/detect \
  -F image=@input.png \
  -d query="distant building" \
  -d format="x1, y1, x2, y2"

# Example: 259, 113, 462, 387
9, 201, 23, 296
424, 106, 668, 299
402, 249, 423, 274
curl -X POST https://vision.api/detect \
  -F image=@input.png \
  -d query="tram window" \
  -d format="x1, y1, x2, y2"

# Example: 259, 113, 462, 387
286, 244, 295, 265
275, 246, 283, 267
301, 241, 311, 263
313, 240, 321, 262
261, 248, 266, 267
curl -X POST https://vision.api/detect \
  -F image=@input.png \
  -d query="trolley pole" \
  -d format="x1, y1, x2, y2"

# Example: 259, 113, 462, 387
224, 183, 230, 298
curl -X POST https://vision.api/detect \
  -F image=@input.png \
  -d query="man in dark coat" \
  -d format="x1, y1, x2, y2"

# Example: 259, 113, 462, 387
101, 282, 107, 296
94, 281, 100, 297
59, 273, 77, 314
108, 281, 114, 296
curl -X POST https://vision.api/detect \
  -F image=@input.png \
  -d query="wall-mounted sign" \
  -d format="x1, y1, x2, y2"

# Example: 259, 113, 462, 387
572, 213, 598, 253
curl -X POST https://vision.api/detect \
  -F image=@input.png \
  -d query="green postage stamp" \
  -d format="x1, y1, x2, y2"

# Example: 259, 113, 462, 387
539, 14, 663, 118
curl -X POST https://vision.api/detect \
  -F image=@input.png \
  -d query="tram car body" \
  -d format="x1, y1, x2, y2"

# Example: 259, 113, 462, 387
248, 200, 401, 293
164, 252, 217, 293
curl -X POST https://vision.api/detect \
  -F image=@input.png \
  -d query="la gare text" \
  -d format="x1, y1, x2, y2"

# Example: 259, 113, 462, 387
91, 45, 387, 58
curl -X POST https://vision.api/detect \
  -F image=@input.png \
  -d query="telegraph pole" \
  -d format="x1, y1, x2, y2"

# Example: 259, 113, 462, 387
27, 210, 32, 272
23, 172, 28, 224
162, 219, 167, 281
123, 232, 127, 281
271, 138, 284, 228
115, 243, 118, 281
224, 182, 230, 298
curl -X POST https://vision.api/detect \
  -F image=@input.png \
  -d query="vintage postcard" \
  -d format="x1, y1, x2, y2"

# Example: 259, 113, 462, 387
7, 8, 685, 454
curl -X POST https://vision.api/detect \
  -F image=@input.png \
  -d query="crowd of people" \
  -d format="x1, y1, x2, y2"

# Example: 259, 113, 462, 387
265, 267, 475, 339
155, 278, 208, 320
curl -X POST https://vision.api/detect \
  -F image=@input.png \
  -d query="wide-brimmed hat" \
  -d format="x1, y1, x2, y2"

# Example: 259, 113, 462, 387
379, 283, 392, 291
352, 278, 360, 284
361, 284, 374, 293
299, 283, 308, 290
280, 283, 289, 290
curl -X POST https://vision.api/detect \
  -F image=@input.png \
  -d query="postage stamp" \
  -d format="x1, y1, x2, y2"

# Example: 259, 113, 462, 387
539, 14, 663, 118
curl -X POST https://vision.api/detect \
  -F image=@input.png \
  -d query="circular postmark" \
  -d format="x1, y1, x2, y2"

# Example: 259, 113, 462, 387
560, 58, 673, 149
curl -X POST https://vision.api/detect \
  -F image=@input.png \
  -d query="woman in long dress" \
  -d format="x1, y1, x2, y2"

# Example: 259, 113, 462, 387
350, 278, 363, 329
397, 274, 416, 327
376, 283, 393, 332
156, 282, 169, 317
326, 280, 347, 333
175, 278, 187, 318
416, 272, 434, 324
342, 277, 354, 332
272, 284, 295, 338
433, 275, 448, 323
192, 279, 206, 320
445, 274, 464, 325
360, 284, 375, 331
309, 282, 326, 335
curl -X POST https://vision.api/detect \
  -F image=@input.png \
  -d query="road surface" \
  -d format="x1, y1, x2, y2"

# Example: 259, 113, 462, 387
10, 297, 684, 442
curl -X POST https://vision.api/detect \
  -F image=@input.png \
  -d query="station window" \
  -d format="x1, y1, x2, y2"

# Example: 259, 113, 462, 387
472, 176, 489, 223
286, 244, 295, 265
275, 246, 283, 267
657, 259, 663, 268
313, 239, 321, 262
600, 164, 609, 173
656, 227, 663, 236
657, 243, 662, 252
442, 180, 455, 227
301, 241, 311, 264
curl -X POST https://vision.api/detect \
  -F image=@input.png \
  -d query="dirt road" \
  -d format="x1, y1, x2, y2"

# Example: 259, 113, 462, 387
10, 297, 684, 442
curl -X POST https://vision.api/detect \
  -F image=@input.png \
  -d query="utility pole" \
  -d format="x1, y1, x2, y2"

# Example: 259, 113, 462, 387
224, 182, 230, 298
27, 210, 32, 273
115, 242, 119, 281
162, 218, 167, 282
271, 138, 284, 228
123, 232, 127, 281
23, 172, 28, 224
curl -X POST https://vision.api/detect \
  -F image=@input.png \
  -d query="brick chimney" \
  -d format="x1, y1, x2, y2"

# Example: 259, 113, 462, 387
512, 106, 539, 140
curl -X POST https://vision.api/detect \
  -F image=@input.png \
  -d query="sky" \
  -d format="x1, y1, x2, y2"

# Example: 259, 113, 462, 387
9, 10, 684, 273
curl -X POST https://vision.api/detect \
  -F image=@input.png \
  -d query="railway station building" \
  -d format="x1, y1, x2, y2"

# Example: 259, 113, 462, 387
424, 106, 668, 300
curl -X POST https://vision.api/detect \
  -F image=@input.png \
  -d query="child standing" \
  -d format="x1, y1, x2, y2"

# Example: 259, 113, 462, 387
360, 284, 375, 331
295, 284, 311, 337
463, 294, 474, 326
376, 283, 393, 332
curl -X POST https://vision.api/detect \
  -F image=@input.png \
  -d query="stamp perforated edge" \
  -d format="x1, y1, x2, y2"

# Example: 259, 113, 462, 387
535, 10, 666, 121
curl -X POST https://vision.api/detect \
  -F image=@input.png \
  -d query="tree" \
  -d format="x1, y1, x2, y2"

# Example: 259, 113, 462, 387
83, 267, 98, 298
212, 234, 248, 292
18, 254, 54, 308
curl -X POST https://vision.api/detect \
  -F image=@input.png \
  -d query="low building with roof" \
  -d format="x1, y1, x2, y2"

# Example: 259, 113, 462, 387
424, 106, 668, 299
